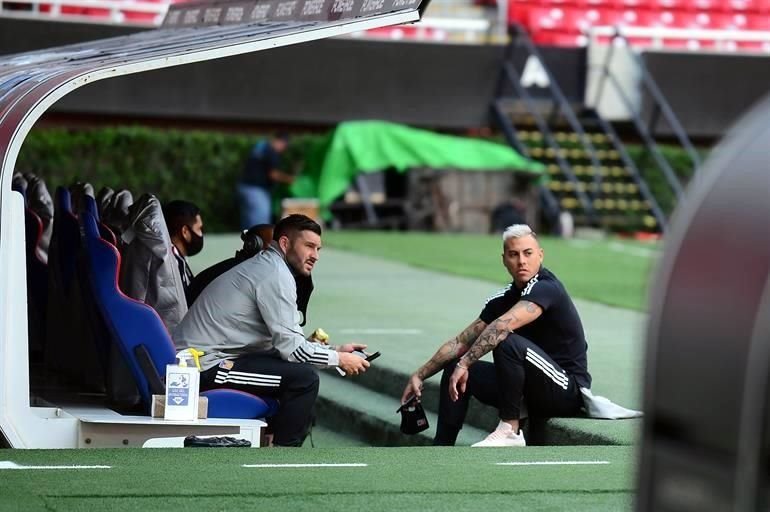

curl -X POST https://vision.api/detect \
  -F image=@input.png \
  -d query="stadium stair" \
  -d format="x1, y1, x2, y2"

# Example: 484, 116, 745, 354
314, 371, 490, 446
517, 124, 661, 232
491, 28, 682, 233
314, 363, 639, 447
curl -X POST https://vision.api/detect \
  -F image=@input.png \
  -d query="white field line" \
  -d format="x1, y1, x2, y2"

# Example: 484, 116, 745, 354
0, 461, 111, 470
242, 463, 368, 468
339, 328, 422, 335
567, 239, 658, 258
496, 461, 610, 466
607, 242, 659, 258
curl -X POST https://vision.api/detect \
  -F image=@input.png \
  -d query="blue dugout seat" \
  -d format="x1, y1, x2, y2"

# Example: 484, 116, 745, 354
80, 210, 278, 420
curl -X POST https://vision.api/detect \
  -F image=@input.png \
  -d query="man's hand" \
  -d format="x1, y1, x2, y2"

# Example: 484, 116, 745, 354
401, 374, 424, 404
448, 365, 469, 402
336, 343, 367, 353
269, 169, 296, 185
338, 352, 370, 376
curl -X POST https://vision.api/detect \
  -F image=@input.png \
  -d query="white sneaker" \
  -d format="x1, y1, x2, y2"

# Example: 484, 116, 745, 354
471, 427, 526, 448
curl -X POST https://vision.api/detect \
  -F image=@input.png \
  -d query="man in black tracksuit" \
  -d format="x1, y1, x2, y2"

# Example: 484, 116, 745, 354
401, 224, 591, 447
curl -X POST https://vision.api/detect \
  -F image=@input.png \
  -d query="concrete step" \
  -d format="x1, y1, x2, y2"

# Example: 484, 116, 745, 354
319, 363, 641, 447
330, 363, 500, 434
315, 371, 489, 447
302, 424, 370, 448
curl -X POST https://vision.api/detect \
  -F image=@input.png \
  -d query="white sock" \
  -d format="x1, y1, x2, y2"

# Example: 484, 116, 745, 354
496, 420, 514, 433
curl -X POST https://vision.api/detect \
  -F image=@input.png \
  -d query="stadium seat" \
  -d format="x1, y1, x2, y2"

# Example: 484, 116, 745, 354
686, 0, 721, 10
80, 210, 278, 419
45, 188, 82, 354
102, 188, 133, 246
518, 0, 770, 48
25, 207, 48, 359
82, 194, 118, 247
12, 173, 27, 197
69, 181, 95, 216
727, 0, 762, 11
618, 0, 646, 8
652, 0, 688, 10
96, 187, 114, 218
746, 11, 770, 29
45, 187, 105, 392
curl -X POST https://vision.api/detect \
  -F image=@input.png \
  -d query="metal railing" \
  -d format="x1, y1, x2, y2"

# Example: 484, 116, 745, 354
589, 26, 708, 203
495, 23, 670, 229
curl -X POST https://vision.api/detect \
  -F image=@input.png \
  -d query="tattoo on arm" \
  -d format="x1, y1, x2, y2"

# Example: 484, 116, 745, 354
462, 318, 511, 366
416, 319, 486, 380
461, 300, 542, 366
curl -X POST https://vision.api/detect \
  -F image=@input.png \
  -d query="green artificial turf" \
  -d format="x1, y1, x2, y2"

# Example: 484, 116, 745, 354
0, 446, 635, 511
322, 231, 660, 311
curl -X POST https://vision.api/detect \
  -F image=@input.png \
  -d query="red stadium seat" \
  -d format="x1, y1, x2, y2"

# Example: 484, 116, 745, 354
728, 0, 761, 11
518, 0, 770, 49
528, 7, 569, 32
548, 0, 580, 7
509, 0, 538, 24
653, 0, 688, 10
617, 0, 646, 9
580, 0, 613, 8
746, 11, 770, 29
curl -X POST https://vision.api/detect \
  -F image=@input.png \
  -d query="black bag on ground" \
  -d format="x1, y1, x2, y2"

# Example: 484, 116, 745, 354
397, 398, 429, 435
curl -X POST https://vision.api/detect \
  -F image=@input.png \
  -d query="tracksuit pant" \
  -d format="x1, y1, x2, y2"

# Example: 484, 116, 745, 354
434, 332, 584, 446
200, 352, 319, 447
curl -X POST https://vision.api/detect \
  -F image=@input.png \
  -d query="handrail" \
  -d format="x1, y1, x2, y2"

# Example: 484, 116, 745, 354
586, 110, 668, 229
511, 24, 607, 201
589, 25, 703, 202
595, 55, 685, 199
593, 27, 702, 171
498, 24, 673, 230
502, 61, 596, 219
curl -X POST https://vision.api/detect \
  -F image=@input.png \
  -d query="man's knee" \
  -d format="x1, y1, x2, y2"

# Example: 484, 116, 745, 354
294, 363, 319, 392
493, 334, 528, 360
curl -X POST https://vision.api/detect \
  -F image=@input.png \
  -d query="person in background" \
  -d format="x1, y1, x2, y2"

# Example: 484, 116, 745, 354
187, 224, 273, 305
237, 133, 294, 229
163, 200, 204, 306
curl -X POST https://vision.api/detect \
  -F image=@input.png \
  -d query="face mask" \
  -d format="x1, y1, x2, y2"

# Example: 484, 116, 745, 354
186, 228, 204, 256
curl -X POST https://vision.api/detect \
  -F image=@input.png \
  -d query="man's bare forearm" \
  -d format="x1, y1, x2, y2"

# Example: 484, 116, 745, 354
461, 300, 541, 366
461, 317, 512, 365
416, 319, 486, 380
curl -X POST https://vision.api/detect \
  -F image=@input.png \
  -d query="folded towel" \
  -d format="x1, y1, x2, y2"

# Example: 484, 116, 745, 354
580, 388, 643, 419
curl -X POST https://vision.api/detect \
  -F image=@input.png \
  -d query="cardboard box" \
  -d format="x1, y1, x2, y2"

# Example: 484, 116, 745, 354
151, 395, 208, 419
